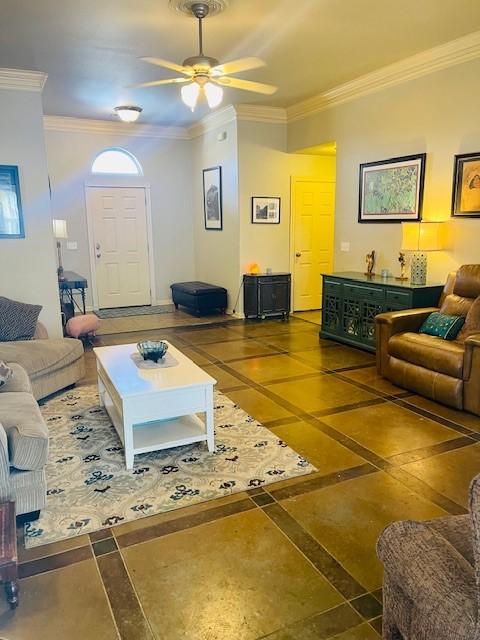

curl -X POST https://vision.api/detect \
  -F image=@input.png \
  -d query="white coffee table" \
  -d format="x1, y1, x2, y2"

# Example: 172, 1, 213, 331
93, 342, 216, 469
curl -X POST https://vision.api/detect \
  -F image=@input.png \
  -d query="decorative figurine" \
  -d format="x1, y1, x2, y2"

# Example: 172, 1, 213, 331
365, 250, 376, 277
395, 251, 408, 281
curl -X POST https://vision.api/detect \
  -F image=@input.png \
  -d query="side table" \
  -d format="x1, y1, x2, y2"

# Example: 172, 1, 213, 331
0, 501, 18, 609
243, 273, 291, 319
58, 270, 88, 316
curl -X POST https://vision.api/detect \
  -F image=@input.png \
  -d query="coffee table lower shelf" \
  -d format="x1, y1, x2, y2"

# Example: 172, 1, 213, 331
102, 391, 214, 468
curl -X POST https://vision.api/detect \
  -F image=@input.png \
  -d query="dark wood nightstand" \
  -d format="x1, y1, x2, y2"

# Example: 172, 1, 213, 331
0, 501, 19, 609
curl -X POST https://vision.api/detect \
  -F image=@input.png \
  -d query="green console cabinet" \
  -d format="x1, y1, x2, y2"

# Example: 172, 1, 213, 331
320, 272, 444, 352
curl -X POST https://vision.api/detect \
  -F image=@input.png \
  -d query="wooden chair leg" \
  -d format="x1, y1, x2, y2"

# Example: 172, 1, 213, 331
5, 580, 19, 609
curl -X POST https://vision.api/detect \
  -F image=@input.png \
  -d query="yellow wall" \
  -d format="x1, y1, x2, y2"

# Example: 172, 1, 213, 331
238, 120, 335, 280
288, 57, 480, 283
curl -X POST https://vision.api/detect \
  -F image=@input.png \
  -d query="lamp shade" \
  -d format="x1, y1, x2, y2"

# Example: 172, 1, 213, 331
52, 219, 68, 239
401, 222, 443, 252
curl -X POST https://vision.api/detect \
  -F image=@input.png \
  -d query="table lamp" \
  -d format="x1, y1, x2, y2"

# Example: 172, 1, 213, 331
52, 219, 68, 281
401, 221, 443, 285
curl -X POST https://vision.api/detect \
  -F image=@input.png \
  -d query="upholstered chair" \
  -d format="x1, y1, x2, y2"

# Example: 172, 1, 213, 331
377, 472, 480, 639
376, 264, 480, 415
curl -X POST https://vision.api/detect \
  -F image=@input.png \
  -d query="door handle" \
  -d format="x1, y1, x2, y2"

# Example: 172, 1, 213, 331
295, 252, 301, 257
96, 243, 101, 259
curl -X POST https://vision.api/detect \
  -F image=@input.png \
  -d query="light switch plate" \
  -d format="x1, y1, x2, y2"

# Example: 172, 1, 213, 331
340, 242, 350, 252
66, 241, 78, 250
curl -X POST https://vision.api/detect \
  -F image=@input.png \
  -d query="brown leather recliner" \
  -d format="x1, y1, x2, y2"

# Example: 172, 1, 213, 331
376, 264, 480, 415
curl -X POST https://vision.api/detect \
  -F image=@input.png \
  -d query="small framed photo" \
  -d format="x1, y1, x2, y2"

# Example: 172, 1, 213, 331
0, 165, 25, 239
251, 197, 281, 224
452, 152, 480, 218
203, 166, 222, 230
358, 153, 426, 223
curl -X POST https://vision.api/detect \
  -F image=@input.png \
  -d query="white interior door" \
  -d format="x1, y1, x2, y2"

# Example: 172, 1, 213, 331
86, 187, 151, 309
292, 178, 335, 311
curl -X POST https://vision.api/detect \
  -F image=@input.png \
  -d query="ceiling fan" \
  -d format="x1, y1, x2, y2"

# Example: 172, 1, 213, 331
130, 1, 278, 112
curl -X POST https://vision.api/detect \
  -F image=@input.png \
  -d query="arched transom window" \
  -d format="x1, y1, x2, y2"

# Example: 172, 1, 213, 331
91, 148, 143, 175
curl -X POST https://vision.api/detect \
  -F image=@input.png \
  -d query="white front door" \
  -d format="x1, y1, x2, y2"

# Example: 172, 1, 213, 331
292, 178, 335, 311
86, 187, 151, 309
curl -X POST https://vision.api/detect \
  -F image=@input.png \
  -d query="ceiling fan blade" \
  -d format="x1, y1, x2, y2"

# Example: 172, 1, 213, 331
128, 77, 191, 89
211, 57, 266, 77
140, 57, 193, 75
215, 76, 278, 95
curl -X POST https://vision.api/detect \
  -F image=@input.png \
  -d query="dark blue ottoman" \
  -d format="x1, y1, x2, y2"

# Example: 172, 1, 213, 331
170, 281, 228, 316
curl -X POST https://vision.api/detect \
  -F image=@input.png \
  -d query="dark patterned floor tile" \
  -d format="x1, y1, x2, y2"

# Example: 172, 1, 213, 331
19, 545, 92, 579
263, 503, 365, 599
350, 593, 383, 620
96, 551, 154, 639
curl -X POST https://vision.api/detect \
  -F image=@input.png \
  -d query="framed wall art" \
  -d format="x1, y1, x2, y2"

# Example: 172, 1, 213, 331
0, 165, 24, 239
251, 197, 281, 224
452, 152, 480, 218
203, 166, 223, 230
358, 153, 426, 223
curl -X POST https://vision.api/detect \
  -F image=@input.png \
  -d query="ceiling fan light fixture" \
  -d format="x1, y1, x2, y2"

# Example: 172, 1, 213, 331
204, 81, 223, 108
181, 81, 201, 111
114, 105, 143, 122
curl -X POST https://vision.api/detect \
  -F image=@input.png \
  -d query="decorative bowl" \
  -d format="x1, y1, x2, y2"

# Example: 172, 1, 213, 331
137, 340, 168, 363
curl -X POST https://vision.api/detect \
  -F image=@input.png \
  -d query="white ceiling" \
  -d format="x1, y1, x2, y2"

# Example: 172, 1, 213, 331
2, 0, 480, 125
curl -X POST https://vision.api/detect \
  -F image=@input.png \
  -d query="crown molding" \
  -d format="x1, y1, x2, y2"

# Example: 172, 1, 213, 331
288, 29, 480, 122
0, 68, 47, 92
187, 105, 237, 138
43, 115, 189, 140
234, 104, 287, 124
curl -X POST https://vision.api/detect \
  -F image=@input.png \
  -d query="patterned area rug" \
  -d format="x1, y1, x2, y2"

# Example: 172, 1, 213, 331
94, 304, 174, 319
25, 386, 316, 548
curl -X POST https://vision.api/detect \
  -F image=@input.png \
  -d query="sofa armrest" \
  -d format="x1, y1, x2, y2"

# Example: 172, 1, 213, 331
34, 321, 48, 340
463, 334, 480, 415
375, 308, 438, 376
464, 333, 480, 380
468, 474, 480, 599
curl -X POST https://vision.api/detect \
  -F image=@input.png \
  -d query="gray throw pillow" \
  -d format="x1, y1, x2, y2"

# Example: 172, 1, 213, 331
0, 360, 13, 387
0, 297, 42, 341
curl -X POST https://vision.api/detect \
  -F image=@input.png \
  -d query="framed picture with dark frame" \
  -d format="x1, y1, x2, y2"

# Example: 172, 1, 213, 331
0, 165, 25, 239
251, 197, 281, 224
358, 153, 426, 223
203, 166, 223, 230
452, 152, 480, 218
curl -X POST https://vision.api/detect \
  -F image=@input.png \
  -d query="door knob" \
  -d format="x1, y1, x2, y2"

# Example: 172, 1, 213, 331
295, 252, 301, 257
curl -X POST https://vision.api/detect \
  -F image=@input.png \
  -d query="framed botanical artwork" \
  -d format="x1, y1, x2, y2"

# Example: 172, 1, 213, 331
358, 153, 426, 223
0, 165, 24, 239
452, 152, 480, 218
251, 197, 281, 224
203, 166, 222, 230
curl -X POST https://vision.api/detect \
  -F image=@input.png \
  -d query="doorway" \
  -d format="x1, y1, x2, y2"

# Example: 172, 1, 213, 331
291, 176, 335, 311
85, 186, 152, 309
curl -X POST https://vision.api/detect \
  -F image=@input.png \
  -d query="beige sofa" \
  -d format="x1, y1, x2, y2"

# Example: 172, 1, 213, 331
0, 364, 48, 517
0, 321, 85, 401
0, 323, 85, 518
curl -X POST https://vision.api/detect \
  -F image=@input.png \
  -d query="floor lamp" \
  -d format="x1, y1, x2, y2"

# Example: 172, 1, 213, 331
401, 221, 443, 285
52, 219, 68, 281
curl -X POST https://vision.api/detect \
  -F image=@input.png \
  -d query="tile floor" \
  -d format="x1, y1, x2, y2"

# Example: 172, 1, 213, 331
5, 315, 480, 639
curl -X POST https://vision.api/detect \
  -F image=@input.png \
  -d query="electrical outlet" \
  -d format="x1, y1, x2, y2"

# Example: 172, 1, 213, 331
340, 242, 350, 252
66, 241, 78, 250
